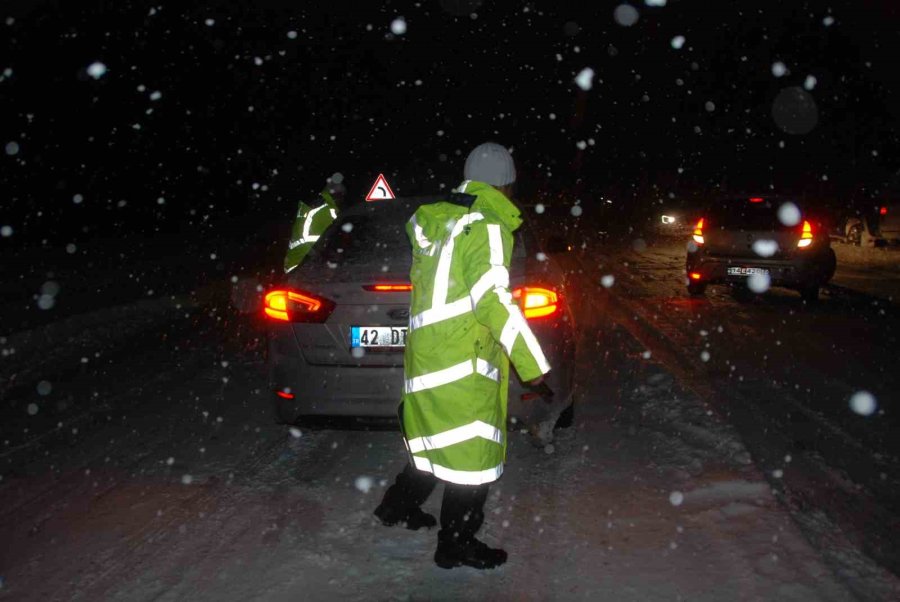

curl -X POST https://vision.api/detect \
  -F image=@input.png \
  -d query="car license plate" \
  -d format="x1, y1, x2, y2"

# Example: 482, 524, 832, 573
351, 326, 407, 348
727, 267, 770, 276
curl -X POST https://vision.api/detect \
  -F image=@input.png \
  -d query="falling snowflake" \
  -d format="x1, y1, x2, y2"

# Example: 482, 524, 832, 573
700, 351, 710, 362
614, 4, 640, 27
601, 275, 615, 288
289, 427, 302, 439
670, 35, 685, 49
390, 17, 407, 35
73, 193, 84, 204
574, 67, 595, 91
771, 62, 787, 77
534, 203, 545, 214
181, 474, 194, 485
5, 141, 19, 155
751, 239, 778, 257
0, 225, 12, 237
571, 205, 583, 217
341, 222, 354, 233
823, 16, 835, 26
87, 61, 108, 79
27, 403, 39, 416
804, 75, 817, 91
37, 295, 55, 310
354, 476, 374, 493
849, 391, 877, 416
704, 101, 716, 112
669, 491, 684, 506
36, 381, 52, 395
777, 202, 801, 226
287, 30, 298, 39
536, 252, 548, 262
747, 272, 771, 293
204, 18, 215, 27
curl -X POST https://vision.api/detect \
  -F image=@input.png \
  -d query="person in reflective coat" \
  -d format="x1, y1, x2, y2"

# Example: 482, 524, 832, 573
374, 143, 551, 570
283, 174, 346, 274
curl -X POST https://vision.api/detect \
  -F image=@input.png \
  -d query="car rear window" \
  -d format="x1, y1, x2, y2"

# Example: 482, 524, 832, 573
706, 198, 800, 231
308, 204, 531, 269
310, 212, 410, 269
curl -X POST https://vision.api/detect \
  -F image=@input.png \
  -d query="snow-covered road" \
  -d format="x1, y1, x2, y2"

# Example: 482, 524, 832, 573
1, 236, 898, 600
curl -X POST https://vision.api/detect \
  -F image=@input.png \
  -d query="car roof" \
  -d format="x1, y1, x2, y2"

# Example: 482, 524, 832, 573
340, 196, 445, 219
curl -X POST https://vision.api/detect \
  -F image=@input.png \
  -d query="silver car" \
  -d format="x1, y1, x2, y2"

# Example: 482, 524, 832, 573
266, 196, 577, 429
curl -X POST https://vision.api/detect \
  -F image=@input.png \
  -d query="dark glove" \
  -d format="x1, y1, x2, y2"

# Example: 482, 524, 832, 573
526, 381, 555, 404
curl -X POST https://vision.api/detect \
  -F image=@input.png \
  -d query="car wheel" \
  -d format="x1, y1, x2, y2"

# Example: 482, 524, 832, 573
687, 282, 707, 296
554, 401, 575, 429
848, 224, 863, 246
800, 285, 819, 304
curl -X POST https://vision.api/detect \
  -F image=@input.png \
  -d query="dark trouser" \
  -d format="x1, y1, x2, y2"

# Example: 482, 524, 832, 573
380, 463, 490, 543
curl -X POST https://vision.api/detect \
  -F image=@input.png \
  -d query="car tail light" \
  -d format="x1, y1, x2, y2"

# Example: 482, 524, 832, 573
692, 218, 705, 245
264, 289, 335, 322
276, 390, 294, 400
880, 206, 888, 216
797, 220, 813, 248
689, 272, 702, 280
749, 197, 764, 203
512, 286, 560, 319
363, 284, 413, 292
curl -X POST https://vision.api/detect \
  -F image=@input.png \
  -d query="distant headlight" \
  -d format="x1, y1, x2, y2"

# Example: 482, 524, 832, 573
661, 215, 676, 224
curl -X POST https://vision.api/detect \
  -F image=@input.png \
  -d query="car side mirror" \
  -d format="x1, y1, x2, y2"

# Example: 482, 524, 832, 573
545, 235, 568, 254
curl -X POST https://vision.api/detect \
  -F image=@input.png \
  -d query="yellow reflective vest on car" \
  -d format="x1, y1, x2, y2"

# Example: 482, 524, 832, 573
401, 180, 550, 485
284, 189, 339, 273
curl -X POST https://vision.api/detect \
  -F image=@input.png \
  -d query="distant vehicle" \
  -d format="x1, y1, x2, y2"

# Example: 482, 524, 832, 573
265, 196, 577, 428
835, 203, 900, 247
652, 200, 703, 238
834, 175, 900, 246
685, 195, 836, 303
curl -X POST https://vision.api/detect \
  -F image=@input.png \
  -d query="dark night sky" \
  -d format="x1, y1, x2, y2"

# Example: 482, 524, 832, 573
2, 0, 900, 245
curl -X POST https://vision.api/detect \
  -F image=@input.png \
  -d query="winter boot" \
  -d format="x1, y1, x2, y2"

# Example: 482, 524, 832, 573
373, 504, 437, 531
434, 536, 508, 570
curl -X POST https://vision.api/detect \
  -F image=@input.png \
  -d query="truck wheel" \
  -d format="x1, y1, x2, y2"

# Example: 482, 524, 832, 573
848, 224, 863, 246
687, 282, 707, 297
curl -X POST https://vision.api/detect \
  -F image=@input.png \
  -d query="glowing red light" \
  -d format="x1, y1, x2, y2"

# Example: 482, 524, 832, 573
512, 286, 561, 319
364, 284, 413, 292
880, 206, 888, 216
276, 390, 294, 400
263, 289, 334, 322
692, 218, 705, 245
749, 197, 764, 203
690, 272, 702, 280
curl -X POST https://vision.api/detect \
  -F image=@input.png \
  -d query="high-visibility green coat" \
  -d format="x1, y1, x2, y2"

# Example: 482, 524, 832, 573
401, 180, 550, 485
283, 189, 339, 273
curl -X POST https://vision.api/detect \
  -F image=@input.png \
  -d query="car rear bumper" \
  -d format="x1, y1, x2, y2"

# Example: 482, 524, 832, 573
686, 249, 835, 288
268, 321, 577, 424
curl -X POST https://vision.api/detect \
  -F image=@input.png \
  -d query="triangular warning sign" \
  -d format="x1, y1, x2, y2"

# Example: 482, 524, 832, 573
365, 173, 396, 202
